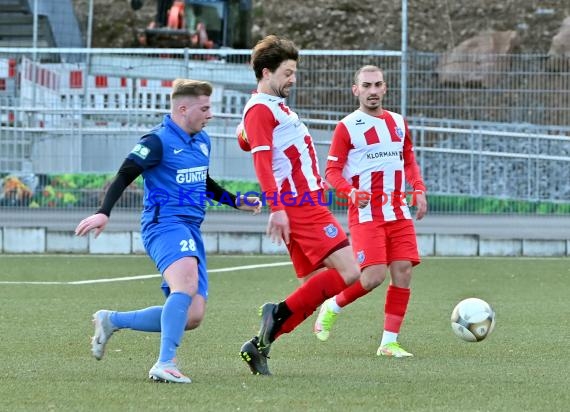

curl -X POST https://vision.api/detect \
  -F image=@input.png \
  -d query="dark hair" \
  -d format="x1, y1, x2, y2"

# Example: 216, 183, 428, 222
251, 35, 299, 81
171, 79, 213, 101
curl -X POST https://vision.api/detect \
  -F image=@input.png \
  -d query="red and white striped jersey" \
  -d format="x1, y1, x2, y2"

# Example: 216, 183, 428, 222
242, 92, 325, 211
326, 109, 426, 225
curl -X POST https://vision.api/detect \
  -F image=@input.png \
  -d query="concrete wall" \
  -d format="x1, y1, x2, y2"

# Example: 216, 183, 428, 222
0, 227, 569, 256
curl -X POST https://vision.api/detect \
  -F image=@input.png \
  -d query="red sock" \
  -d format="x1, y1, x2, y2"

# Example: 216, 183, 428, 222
384, 285, 411, 333
336, 279, 369, 307
276, 269, 347, 338
285, 268, 348, 313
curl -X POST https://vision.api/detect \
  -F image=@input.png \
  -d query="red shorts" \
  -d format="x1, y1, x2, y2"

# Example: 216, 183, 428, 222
349, 219, 420, 269
285, 204, 349, 278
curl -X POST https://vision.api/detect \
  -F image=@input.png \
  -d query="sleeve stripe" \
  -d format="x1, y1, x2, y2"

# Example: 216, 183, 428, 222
251, 145, 271, 154
327, 155, 339, 161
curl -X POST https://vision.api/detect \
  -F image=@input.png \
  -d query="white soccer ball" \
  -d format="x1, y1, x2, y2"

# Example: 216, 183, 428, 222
450, 298, 496, 342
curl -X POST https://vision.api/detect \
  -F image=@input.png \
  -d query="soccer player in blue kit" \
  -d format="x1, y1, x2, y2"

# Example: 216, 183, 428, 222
75, 79, 261, 384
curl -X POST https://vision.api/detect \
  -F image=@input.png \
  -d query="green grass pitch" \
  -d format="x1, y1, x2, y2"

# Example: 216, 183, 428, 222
0, 255, 568, 411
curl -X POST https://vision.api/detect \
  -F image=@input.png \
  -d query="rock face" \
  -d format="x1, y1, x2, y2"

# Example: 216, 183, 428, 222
71, 0, 570, 53
436, 31, 519, 88
548, 16, 570, 71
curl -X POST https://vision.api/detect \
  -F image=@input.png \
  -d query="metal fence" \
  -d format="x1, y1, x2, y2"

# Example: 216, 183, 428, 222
0, 48, 569, 224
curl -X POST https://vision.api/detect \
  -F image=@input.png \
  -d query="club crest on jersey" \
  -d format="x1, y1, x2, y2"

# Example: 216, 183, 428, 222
357, 250, 365, 264
395, 127, 404, 139
323, 224, 338, 238
199, 143, 209, 157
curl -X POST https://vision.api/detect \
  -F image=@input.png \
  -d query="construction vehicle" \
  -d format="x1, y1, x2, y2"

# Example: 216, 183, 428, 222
137, 0, 252, 49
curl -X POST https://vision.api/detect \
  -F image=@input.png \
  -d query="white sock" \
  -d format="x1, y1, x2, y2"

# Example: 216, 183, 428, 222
380, 331, 398, 347
328, 297, 342, 314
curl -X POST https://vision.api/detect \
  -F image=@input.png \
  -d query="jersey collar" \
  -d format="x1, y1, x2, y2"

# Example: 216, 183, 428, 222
163, 114, 197, 144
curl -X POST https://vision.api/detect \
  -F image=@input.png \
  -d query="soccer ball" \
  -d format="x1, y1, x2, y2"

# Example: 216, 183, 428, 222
450, 298, 496, 342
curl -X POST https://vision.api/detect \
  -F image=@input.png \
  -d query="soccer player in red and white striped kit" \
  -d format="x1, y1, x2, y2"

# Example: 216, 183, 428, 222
314, 65, 428, 358
237, 35, 362, 375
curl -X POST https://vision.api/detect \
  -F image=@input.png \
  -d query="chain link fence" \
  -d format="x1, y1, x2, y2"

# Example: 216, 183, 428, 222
0, 48, 569, 226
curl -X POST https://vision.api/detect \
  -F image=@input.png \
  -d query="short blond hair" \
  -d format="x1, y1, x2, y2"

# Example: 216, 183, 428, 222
353, 65, 384, 85
171, 79, 213, 101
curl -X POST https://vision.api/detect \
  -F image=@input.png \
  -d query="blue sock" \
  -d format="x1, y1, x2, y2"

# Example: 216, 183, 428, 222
158, 292, 192, 363
110, 306, 163, 332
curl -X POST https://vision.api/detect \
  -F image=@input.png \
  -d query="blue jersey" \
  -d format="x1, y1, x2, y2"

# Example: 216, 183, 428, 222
127, 114, 211, 229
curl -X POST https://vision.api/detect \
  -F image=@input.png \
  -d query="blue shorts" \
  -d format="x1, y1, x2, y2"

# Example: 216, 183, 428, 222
142, 220, 208, 300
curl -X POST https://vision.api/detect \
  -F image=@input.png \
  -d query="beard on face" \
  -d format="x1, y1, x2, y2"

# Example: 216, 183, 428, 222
362, 98, 380, 108
278, 85, 291, 98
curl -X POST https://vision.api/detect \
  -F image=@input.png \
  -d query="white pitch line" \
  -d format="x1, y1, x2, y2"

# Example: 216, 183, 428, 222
0, 261, 292, 285
70, 274, 161, 285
